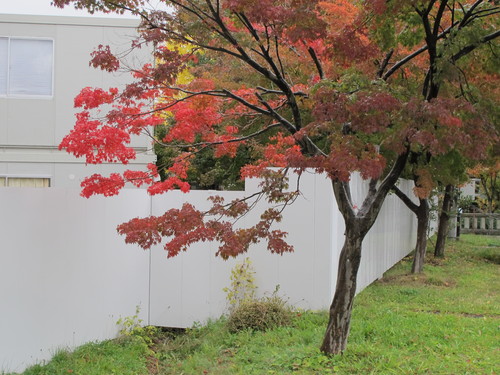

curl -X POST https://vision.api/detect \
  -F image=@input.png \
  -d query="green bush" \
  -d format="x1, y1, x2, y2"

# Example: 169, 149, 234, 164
226, 295, 293, 333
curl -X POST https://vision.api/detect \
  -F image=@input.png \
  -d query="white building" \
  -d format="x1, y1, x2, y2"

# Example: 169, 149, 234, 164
0, 14, 154, 188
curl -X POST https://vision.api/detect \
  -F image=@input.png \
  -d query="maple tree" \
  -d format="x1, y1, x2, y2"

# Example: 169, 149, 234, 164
54, 0, 499, 354
394, 149, 472, 270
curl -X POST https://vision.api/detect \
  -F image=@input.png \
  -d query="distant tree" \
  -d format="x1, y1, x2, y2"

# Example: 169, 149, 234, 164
54, 0, 499, 354
468, 158, 500, 213
395, 149, 472, 270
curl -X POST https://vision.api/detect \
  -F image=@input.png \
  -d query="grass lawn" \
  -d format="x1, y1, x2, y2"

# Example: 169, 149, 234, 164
6, 234, 499, 375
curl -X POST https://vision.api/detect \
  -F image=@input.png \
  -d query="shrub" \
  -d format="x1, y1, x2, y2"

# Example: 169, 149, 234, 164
226, 295, 293, 333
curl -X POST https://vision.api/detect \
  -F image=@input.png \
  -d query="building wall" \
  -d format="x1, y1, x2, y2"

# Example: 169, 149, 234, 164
0, 14, 154, 188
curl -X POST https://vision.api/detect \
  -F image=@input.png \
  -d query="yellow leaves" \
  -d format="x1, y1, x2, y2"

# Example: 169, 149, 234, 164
176, 68, 194, 85
157, 41, 199, 86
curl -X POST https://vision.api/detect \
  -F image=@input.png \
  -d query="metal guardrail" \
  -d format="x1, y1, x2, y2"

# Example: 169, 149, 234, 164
460, 213, 500, 235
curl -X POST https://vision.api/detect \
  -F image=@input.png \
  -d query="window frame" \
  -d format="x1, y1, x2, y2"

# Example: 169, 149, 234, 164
0, 36, 55, 99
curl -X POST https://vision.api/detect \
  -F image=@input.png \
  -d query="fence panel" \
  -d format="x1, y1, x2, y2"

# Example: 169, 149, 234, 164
1, 173, 418, 372
0, 188, 150, 373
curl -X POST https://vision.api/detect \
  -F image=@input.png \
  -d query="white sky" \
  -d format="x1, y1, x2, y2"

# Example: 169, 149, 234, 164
1, 0, 140, 18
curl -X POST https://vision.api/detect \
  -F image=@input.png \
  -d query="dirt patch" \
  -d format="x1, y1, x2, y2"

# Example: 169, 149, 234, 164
424, 277, 456, 287
146, 354, 160, 374
413, 309, 500, 319
426, 257, 447, 266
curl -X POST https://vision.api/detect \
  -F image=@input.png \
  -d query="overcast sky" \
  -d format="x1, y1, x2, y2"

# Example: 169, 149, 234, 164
1, 0, 140, 18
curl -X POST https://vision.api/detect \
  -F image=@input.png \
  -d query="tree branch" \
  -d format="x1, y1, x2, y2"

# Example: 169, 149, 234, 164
377, 49, 394, 78
392, 185, 419, 213
451, 30, 500, 62
152, 123, 282, 149
308, 47, 325, 80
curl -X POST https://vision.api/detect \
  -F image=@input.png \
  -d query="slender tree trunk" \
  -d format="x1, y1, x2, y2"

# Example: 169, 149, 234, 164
434, 184, 454, 257
391, 187, 430, 273
412, 199, 429, 273
320, 224, 364, 354
321, 151, 409, 355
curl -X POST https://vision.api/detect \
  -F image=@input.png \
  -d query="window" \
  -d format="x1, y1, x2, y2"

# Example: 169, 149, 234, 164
0, 37, 54, 97
0, 177, 51, 187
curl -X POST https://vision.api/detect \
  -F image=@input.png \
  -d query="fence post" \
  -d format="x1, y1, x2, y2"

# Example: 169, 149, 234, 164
480, 217, 486, 230
463, 216, 470, 231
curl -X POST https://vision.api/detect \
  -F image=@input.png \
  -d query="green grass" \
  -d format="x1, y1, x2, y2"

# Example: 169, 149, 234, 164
2, 337, 152, 375
7, 234, 499, 375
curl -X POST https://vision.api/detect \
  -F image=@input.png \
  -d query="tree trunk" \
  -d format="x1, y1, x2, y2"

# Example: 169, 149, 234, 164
321, 151, 409, 355
412, 198, 429, 273
320, 224, 363, 354
434, 184, 454, 258
391, 187, 429, 273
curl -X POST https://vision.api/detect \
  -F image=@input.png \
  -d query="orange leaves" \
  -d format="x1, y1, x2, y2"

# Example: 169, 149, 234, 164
318, 1, 358, 28
164, 94, 223, 143
318, 0, 378, 69
413, 169, 434, 199
468, 161, 500, 179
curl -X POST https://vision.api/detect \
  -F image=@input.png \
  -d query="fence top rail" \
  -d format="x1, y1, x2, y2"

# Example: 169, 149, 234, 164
461, 213, 500, 218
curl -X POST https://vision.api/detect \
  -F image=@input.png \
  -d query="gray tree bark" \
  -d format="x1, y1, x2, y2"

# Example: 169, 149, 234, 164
320, 152, 409, 354
412, 199, 429, 273
320, 225, 363, 353
434, 184, 454, 258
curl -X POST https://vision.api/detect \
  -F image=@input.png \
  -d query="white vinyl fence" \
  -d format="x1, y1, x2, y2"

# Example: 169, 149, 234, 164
0, 173, 417, 373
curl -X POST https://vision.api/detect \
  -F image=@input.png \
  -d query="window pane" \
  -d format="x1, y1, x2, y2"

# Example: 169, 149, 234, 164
0, 38, 7, 95
0, 178, 5, 187
9, 39, 53, 96
7, 178, 50, 187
